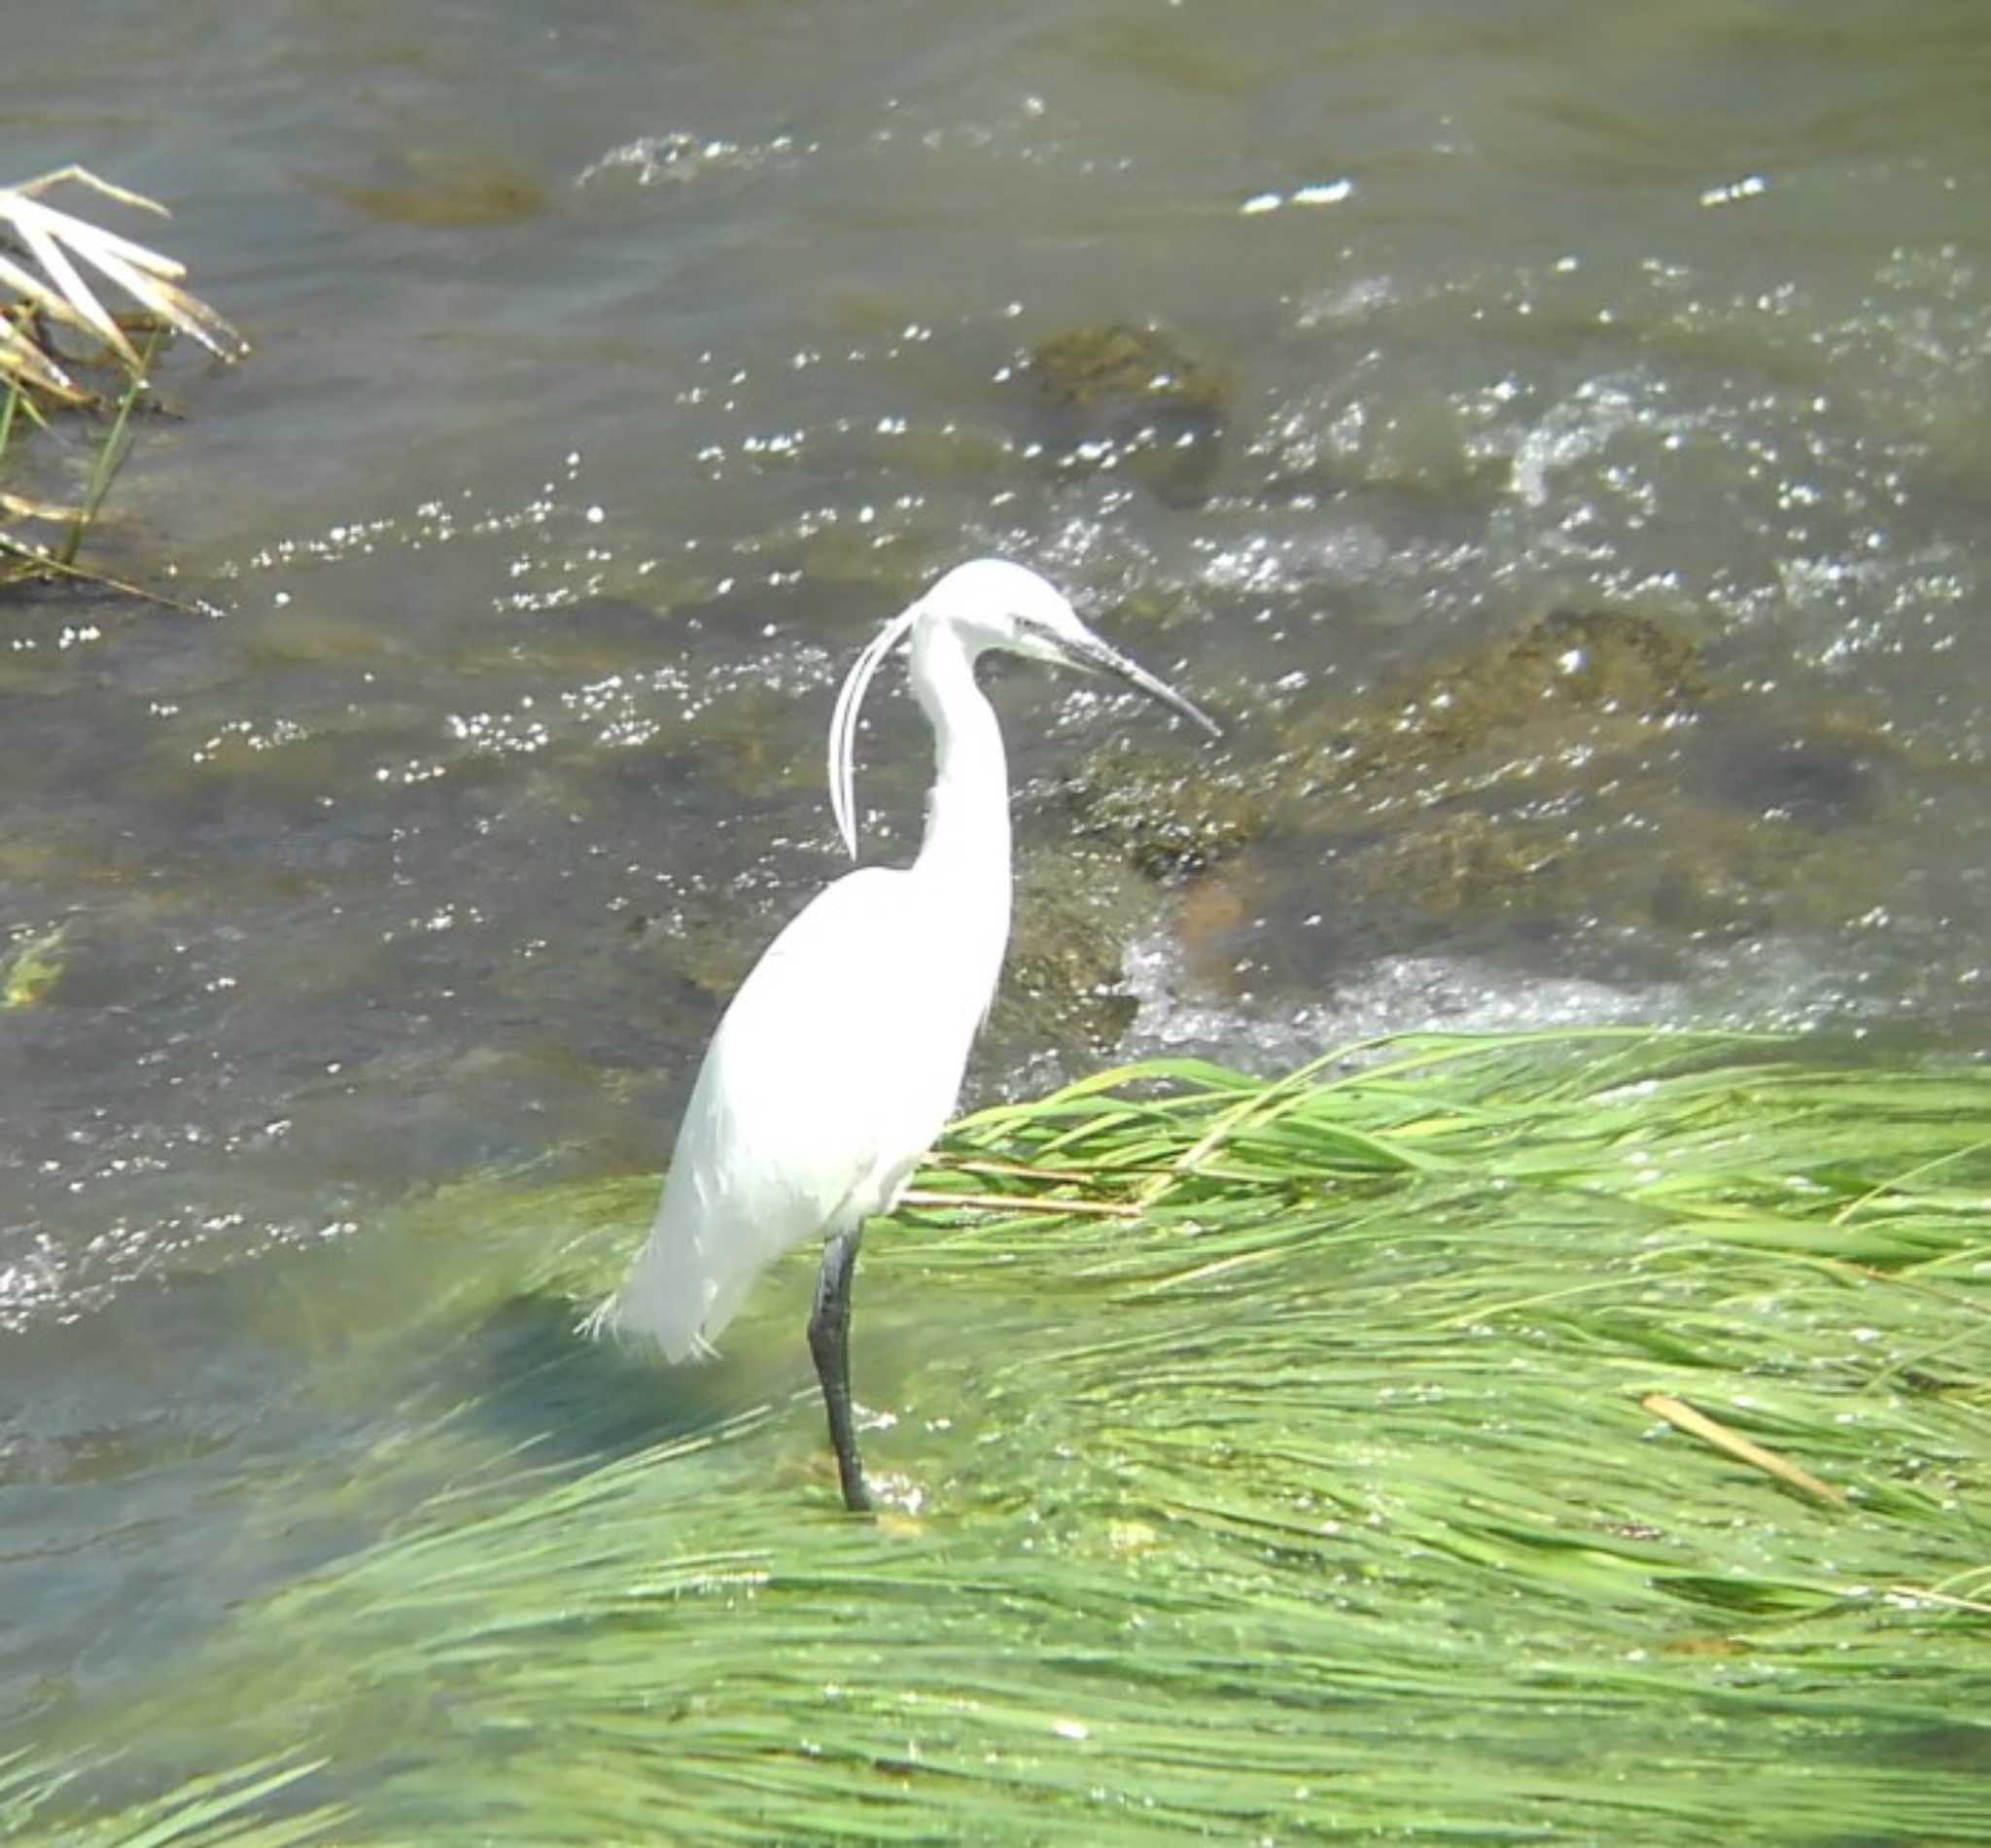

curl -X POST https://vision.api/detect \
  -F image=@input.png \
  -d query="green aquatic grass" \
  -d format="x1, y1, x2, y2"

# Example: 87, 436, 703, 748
10, 1030, 1989, 1844
0, 1753, 340, 1848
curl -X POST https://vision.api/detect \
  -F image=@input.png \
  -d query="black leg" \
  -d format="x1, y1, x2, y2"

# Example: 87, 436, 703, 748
807, 1219, 872, 1513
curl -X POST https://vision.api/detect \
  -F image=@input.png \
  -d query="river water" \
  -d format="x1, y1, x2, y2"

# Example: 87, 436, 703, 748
2, 0, 1987, 1772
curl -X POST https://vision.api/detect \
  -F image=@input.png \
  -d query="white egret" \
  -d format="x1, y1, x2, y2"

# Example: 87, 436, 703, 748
584, 558, 1220, 1511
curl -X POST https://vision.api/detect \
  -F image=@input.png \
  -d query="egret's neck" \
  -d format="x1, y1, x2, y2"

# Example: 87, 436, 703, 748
909, 622, 1011, 895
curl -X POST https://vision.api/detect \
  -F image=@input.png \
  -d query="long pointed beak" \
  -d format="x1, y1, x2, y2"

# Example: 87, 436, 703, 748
1064, 629, 1223, 740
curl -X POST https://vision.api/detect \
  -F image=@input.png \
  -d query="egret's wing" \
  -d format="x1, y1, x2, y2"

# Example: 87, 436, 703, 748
591, 867, 995, 1358
687, 865, 981, 1223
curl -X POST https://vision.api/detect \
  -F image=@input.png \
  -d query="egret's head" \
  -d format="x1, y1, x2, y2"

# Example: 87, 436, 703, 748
830, 558, 1221, 858
918, 557, 1221, 728
916, 558, 1090, 665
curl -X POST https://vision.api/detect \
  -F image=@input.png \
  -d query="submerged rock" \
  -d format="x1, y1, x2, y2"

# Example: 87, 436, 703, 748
1059, 739, 1268, 881
990, 846, 1151, 1057
1154, 596, 1946, 995
1023, 321, 1227, 507
1691, 723, 1886, 830
328, 151, 546, 227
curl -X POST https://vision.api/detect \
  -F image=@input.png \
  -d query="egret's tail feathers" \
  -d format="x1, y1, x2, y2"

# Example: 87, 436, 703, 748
575, 1294, 620, 1343
583, 1139, 793, 1361
578, 1286, 721, 1362
577, 1280, 714, 1363
579, 1209, 750, 1363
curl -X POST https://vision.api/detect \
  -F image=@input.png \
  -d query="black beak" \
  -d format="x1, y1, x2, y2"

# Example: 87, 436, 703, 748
1064, 630, 1223, 740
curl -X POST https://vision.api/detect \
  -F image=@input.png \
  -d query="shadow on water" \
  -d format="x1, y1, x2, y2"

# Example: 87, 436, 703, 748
243, 1171, 789, 1533
445, 1286, 756, 1466
0, 1171, 785, 1733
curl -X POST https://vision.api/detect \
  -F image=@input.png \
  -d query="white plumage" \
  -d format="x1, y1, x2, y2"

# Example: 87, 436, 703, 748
585, 558, 1218, 1510
586, 862, 1001, 1360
